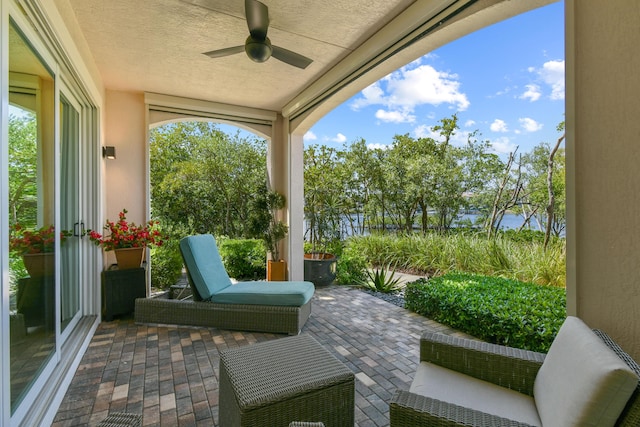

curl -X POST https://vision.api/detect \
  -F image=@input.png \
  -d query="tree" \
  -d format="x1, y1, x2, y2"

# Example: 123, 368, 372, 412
8, 112, 38, 227
341, 138, 378, 235
149, 121, 268, 238
520, 123, 566, 242
484, 149, 526, 237
303, 145, 344, 250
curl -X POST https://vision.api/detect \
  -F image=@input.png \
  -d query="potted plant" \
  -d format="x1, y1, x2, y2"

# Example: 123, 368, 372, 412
87, 209, 165, 269
304, 206, 338, 286
10, 224, 72, 277
249, 189, 288, 281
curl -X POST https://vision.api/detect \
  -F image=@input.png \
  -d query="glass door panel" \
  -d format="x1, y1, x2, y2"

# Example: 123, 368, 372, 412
60, 94, 81, 333
8, 22, 56, 413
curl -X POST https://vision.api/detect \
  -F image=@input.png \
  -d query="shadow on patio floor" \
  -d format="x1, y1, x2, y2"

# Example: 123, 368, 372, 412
53, 285, 473, 427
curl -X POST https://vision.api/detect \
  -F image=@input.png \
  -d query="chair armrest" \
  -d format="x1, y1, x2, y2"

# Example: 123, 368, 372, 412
389, 390, 535, 427
593, 329, 640, 426
420, 332, 546, 396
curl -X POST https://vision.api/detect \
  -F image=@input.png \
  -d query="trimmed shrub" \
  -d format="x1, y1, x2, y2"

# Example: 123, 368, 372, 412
150, 222, 189, 290
335, 243, 367, 286
405, 272, 566, 352
218, 238, 266, 280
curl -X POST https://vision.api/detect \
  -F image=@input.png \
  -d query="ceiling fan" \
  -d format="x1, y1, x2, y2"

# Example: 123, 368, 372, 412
203, 0, 313, 69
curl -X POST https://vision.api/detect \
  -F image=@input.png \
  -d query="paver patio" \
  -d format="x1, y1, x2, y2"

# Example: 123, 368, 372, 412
53, 284, 473, 427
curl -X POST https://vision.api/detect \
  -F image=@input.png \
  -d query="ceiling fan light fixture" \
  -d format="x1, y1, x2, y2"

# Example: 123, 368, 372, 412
245, 36, 272, 63
203, 0, 312, 69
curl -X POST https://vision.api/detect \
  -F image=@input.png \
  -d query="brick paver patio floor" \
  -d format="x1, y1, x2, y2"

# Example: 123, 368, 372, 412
53, 285, 473, 427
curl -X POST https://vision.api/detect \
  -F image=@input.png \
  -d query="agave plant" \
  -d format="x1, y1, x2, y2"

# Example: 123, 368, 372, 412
360, 264, 403, 293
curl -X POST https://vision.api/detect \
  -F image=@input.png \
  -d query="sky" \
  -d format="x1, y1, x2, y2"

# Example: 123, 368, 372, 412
302, 1, 565, 158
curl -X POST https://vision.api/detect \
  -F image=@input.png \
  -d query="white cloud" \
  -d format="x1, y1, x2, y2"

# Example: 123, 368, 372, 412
492, 86, 517, 98
413, 124, 439, 139
519, 117, 543, 132
387, 65, 470, 111
303, 131, 317, 142
490, 119, 509, 132
540, 60, 565, 100
489, 137, 517, 155
351, 83, 386, 110
331, 133, 347, 143
367, 143, 391, 151
350, 64, 470, 118
528, 60, 565, 100
520, 84, 542, 102
375, 109, 415, 123
413, 125, 470, 147
464, 120, 476, 127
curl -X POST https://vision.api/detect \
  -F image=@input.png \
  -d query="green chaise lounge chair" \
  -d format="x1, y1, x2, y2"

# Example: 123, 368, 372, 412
135, 234, 315, 335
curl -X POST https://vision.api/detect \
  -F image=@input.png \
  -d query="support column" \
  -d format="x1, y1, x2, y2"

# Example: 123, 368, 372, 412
270, 115, 304, 280
566, 0, 640, 359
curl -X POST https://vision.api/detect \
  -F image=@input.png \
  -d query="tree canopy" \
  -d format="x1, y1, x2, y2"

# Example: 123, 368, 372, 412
149, 116, 566, 242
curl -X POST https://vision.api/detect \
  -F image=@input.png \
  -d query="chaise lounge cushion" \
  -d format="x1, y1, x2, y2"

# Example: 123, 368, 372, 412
213, 281, 315, 306
533, 316, 638, 427
179, 234, 233, 301
180, 234, 315, 307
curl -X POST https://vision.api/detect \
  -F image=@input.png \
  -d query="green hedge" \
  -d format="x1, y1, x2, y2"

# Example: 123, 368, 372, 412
218, 238, 266, 280
405, 273, 566, 352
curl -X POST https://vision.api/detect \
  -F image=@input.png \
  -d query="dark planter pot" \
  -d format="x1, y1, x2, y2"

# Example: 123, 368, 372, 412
101, 267, 147, 321
304, 253, 337, 286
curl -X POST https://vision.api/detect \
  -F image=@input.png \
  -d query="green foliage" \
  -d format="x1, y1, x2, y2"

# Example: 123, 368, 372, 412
346, 233, 566, 287
500, 228, 547, 243
359, 265, 402, 293
248, 188, 287, 260
520, 141, 566, 237
217, 238, 266, 280
304, 115, 515, 236
335, 243, 367, 285
150, 222, 189, 290
405, 273, 566, 352
8, 113, 38, 227
304, 145, 345, 250
149, 122, 267, 238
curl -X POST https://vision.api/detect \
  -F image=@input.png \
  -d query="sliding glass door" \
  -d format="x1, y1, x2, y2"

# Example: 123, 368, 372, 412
8, 21, 56, 413
60, 92, 82, 336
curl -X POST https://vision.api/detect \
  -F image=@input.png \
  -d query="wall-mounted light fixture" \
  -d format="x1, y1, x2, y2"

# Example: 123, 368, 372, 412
102, 146, 116, 159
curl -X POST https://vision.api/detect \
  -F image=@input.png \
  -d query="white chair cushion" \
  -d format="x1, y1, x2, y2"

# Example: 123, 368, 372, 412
534, 316, 638, 427
410, 361, 542, 426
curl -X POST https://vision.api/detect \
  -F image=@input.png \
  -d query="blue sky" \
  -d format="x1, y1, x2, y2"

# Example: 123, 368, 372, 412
303, 1, 565, 158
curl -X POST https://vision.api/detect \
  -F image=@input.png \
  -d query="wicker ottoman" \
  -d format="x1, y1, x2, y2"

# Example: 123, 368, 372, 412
219, 334, 355, 426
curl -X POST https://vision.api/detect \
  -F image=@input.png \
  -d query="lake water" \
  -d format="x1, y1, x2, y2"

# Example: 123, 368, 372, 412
456, 213, 544, 231
310, 212, 547, 239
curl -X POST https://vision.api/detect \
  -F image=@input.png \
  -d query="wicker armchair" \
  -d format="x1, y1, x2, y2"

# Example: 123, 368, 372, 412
390, 319, 640, 427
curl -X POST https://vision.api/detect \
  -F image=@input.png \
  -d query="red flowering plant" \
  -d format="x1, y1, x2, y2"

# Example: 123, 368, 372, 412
87, 209, 165, 251
10, 224, 72, 255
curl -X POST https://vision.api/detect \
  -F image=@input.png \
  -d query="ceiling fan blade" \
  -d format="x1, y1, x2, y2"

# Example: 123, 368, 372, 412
203, 45, 245, 58
245, 0, 269, 40
272, 46, 313, 69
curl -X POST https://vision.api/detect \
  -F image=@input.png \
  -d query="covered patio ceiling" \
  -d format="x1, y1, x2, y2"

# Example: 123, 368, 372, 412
59, 0, 554, 129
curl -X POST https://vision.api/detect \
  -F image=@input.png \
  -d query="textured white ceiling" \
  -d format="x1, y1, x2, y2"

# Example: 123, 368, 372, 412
64, 0, 415, 112
59, 0, 554, 123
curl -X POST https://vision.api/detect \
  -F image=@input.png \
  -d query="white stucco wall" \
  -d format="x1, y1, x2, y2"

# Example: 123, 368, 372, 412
104, 90, 147, 266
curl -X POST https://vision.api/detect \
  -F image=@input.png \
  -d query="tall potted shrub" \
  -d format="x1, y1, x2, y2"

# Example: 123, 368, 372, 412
304, 205, 338, 286
249, 189, 288, 281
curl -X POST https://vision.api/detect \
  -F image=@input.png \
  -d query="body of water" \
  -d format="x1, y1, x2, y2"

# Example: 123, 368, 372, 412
307, 212, 549, 240
457, 213, 543, 231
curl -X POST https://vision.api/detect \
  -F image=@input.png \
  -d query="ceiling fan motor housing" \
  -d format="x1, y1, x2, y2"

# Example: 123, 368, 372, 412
245, 35, 272, 62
